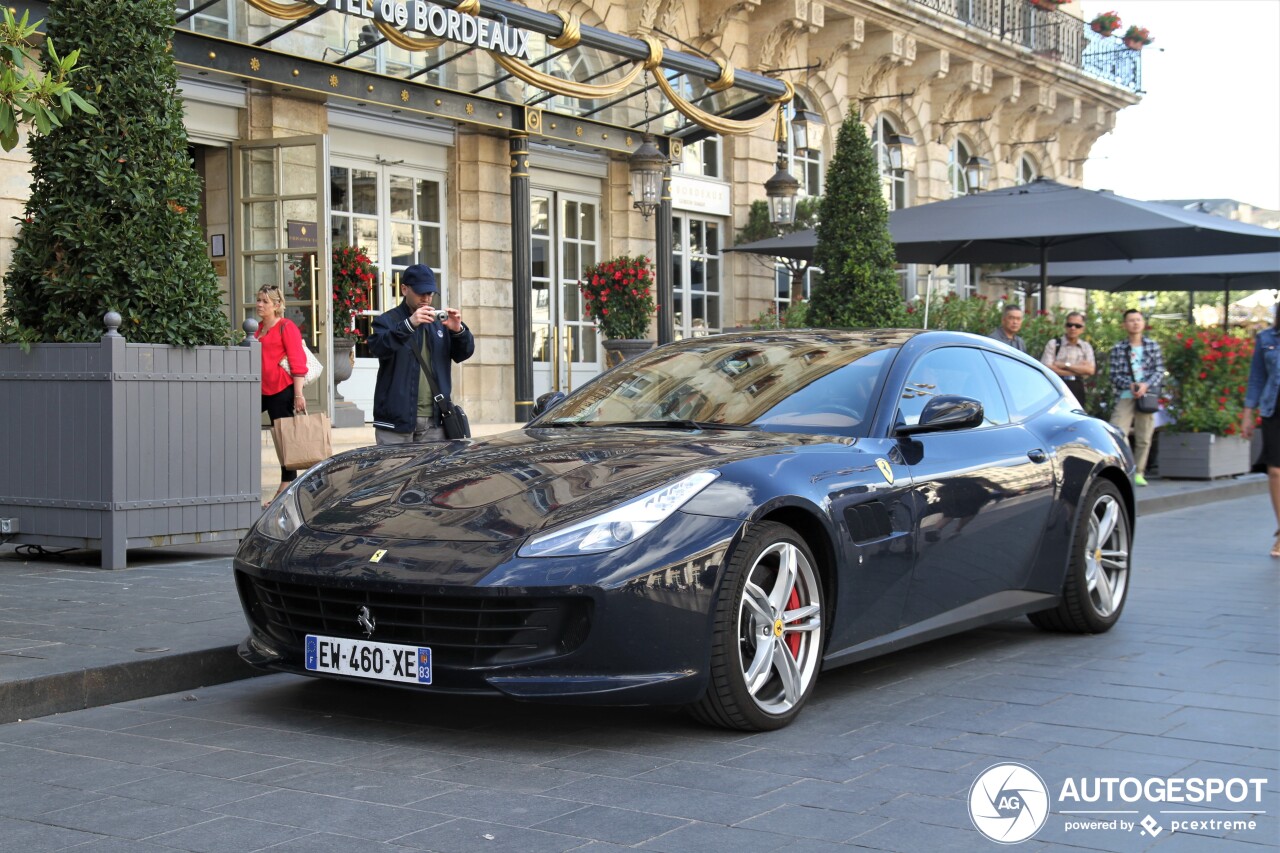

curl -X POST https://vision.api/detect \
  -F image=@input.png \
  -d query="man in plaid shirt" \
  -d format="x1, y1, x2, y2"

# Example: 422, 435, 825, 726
1108, 309, 1165, 486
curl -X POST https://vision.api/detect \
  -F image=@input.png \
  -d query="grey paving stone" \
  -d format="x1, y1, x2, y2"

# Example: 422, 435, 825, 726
184, 726, 375, 763
6, 727, 219, 766
407, 788, 582, 827
395, 816, 585, 853
0, 777, 107, 818
723, 746, 870, 783
117, 715, 249, 742
937, 732, 1056, 761
145, 815, 311, 853
754, 779, 897, 815
531, 803, 689, 845
1035, 743, 1198, 778
257, 764, 461, 806
867, 793, 972, 829
228, 831, 407, 853
1159, 707, 1275, 749
636, 820, 794, 853
546, 776, 770, 825
37, 794, 215, 840
0, 814, 103, 852
215, 788, 450, 841
541, 747, 676, 778
424, 757, 587, 794
97, 768, 268, 809
850, 816, 996, 852
633, 759, 800, 796
340, 743, 478, 776
38, 837, 177, 853
737, 804, 888, 842
0, 746, 169, 789
846, 764, 969, 799
156, 748, 302, 780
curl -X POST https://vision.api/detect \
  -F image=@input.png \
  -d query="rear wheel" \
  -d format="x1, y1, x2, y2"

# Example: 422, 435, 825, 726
688, 522, 824, 731
1030, 478, 1130, 633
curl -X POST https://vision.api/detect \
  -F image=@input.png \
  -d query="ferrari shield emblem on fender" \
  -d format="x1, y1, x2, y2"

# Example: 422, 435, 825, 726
370, 549, 387, 563
876, 458, 894, 485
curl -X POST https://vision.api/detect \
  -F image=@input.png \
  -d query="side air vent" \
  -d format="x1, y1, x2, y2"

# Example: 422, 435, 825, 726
844, 501, 893, 544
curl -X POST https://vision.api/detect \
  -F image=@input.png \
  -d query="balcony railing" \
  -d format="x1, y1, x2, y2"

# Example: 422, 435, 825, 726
906, 0, 1142, 92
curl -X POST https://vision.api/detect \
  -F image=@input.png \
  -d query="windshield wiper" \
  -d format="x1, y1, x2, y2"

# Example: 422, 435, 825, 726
588, 420, 756, 431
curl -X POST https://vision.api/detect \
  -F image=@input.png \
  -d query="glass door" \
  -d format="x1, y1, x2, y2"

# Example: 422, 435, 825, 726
671, 215, 723, 339
531, 191, 601, 396
233, 135, 330, 415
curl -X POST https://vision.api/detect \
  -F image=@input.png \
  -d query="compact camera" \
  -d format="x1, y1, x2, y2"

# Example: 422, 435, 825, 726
433, 309, 449, 323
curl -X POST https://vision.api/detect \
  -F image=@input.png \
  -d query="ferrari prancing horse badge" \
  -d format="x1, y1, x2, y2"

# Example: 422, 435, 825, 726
875, 458, 894, 485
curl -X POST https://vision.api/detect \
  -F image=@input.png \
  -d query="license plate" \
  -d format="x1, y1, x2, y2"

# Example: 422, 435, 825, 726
304, 635, 432, 685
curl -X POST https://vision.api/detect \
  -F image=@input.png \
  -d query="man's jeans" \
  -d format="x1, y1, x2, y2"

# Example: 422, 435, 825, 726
375, 417, 445, 445
1110, 396, 1155, 476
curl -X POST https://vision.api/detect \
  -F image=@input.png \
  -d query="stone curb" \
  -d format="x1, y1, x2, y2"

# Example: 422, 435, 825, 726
4, 474, 1266, 723
0, 647, 261, 725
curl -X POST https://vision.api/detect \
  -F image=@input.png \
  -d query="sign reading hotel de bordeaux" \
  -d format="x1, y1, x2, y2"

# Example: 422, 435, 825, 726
311, 0, 532, 60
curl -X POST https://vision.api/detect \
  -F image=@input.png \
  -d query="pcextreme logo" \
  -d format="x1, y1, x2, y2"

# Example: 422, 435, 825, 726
968, 764, 1271, 845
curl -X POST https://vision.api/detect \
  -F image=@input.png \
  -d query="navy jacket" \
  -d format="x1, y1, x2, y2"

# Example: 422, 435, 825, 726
367, 301, 475, 433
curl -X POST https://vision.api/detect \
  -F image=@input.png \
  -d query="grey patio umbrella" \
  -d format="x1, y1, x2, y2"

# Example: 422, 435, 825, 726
992, 252, 1280, 292
888, 179, 1280, 301
993, 252, 1280, 330
723, 229, 817, 263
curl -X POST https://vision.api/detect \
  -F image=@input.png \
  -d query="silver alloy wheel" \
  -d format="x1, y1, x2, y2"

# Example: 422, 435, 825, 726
1084, 492, 1129, 617
736, 541, 823, 716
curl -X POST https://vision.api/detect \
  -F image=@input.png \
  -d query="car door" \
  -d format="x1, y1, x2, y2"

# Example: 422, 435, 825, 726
894, 345, 1057, 627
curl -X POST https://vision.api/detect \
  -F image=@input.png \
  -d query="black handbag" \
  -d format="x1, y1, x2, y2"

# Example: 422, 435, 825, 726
409, 332, 471, 440
1135, 393, 1160, 414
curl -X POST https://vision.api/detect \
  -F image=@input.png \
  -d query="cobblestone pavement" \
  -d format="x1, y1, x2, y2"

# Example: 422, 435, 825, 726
0, 496, 1275, 852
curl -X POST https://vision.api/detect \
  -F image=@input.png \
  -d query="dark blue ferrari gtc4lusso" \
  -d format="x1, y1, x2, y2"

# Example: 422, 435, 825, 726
235, 329, 1136, 730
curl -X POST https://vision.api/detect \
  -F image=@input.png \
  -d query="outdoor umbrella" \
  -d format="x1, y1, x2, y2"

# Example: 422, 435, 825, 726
888, 179, 1280, 300
993, 253, 1280, 329
723, 229, 816, 263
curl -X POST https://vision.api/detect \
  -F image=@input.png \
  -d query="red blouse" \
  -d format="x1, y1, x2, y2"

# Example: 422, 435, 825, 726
256, 318, 308, 396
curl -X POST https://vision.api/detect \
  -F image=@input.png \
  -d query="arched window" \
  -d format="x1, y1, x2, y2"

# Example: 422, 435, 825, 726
1017, 154, 1039, 185
870, 114, 909, 210
787, 95, 824, 197
948, 138, 975, 197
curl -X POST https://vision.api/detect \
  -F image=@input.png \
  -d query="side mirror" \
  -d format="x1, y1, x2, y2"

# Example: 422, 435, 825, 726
895, 395, 984, 437
531, 390, 566, 420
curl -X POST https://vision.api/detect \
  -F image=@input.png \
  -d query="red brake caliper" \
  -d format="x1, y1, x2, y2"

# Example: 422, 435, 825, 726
785, 587, 802, 657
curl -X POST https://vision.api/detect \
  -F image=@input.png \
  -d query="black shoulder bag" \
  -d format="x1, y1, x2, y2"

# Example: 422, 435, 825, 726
1129, 345, 1160, 414
410, 331, 471, 439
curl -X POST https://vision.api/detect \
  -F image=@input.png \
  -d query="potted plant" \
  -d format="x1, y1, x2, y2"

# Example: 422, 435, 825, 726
0, 0, 259, 569
1090, 11, 1122, 37
1123, 25, 1154, 49
1159, 330, 1253, 479
579, 254, 657, 365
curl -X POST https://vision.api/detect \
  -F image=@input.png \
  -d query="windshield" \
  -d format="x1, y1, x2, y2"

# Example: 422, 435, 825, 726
537, 336, 898, 436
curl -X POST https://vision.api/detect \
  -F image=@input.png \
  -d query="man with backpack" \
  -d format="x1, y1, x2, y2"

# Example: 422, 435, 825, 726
1041, 311, 1095, 409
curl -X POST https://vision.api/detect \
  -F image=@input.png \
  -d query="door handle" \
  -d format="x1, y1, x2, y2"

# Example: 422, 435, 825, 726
1028, 449, 1048, 463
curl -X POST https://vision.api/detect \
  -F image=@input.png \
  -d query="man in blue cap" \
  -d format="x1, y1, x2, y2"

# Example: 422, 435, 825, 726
367, 264, 474, 444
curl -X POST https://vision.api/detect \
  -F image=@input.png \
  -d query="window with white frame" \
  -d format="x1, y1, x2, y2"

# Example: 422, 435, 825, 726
1017, 153, 1039, 185
948, 138, 975, 197
175, 0, 232, 38
787, 96, 824, 197
871, 114, 909, 211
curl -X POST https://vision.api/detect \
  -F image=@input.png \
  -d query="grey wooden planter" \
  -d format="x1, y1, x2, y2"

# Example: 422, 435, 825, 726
0, 316, 261, 569
1157, 431, 1251, 480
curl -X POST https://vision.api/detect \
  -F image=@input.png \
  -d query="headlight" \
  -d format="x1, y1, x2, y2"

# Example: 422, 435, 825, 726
519, 471, 718, 557
258, 484, 304, 540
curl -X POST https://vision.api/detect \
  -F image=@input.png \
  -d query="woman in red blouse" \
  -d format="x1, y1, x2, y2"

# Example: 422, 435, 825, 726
255, 285, 308, 502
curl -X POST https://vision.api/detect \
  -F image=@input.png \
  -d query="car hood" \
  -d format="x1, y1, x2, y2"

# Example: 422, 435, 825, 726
296, 427, 813, 542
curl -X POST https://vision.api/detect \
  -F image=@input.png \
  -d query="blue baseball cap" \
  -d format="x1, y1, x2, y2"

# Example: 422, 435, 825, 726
402, 264, 437, 294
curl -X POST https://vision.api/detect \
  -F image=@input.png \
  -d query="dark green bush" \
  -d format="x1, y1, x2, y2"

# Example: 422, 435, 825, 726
1, 0, 227, 345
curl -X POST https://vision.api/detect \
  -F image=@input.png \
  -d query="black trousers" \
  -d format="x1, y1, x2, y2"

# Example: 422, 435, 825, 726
262, 387, 297, 483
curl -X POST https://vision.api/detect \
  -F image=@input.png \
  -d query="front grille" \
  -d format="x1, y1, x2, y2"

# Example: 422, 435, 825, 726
239, 574, 592, 667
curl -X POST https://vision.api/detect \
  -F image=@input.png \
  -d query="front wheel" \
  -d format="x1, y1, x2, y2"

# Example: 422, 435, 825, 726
688, 522, 824, 731
1030, 478, 1131, 633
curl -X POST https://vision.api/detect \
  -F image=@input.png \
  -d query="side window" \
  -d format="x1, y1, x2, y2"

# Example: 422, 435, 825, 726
898, 347, 1008, 427
986, 352, 1061, 420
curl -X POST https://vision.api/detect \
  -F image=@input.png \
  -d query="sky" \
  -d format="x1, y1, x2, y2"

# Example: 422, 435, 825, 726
1080, 0, 1280, 210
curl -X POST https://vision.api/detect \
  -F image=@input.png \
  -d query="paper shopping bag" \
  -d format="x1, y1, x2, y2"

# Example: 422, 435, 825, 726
272, 412, 332, 471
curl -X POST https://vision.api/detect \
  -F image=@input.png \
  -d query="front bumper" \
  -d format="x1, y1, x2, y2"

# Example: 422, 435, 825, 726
233, 512, 744, 705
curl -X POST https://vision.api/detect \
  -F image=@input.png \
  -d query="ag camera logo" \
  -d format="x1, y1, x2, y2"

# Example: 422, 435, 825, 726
969, 763, 1050, 844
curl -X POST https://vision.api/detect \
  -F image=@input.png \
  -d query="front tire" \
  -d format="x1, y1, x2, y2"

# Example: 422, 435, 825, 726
1030, 478, 1131, 633
689, 522, 824, 731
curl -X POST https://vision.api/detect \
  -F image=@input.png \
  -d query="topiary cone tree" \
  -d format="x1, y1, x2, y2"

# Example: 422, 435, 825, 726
806, 113, 907, 330
2, 0, 227, 345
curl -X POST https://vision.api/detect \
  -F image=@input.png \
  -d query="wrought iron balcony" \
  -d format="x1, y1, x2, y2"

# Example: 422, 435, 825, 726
906, 0, 1142, 92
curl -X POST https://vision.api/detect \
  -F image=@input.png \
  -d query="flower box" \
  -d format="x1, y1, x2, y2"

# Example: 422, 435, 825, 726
1157, 432, 1251, 480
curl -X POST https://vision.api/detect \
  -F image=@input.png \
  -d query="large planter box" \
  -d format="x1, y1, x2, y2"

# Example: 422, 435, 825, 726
0, 329, 261, 569
1157, 431, 1251, 480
